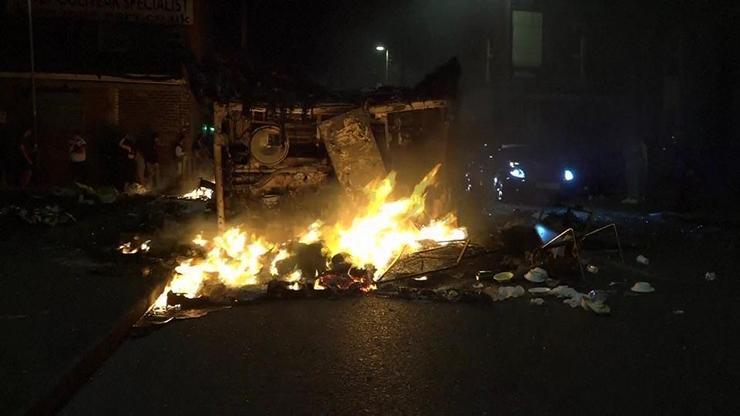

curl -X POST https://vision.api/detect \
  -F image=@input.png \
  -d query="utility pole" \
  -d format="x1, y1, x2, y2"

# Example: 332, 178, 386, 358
27, 0, 38, 145
240, 0, 248, 49
213, 133, 226, 231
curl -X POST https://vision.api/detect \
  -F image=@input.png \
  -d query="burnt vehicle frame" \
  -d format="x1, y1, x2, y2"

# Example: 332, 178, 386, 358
212, 98, 451, 206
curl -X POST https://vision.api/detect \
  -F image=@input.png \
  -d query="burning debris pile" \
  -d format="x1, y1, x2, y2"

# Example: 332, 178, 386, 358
180, 187, 213, 201
149, 164, 466, 313
118, 238, 152, 255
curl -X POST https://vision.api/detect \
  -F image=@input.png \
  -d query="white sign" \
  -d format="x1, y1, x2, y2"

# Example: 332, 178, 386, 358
10, 0, 194, 25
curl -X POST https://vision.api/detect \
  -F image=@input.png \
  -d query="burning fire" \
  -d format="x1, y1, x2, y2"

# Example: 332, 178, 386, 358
181, 186, 213, 200
118, 239, 151, 254
153, 164, 466, 309
317, 165, 465, 272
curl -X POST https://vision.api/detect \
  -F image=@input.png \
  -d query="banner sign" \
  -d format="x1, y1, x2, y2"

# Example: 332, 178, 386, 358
9, 0, 194, 25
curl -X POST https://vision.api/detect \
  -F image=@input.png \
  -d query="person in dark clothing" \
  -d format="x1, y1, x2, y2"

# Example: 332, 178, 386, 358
15, 129, 35, 189
142, 132, 160, 189
118, 134, 137, 187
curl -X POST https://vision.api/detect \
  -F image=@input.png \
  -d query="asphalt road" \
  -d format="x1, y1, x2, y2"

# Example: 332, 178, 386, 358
63, 291, 738, 415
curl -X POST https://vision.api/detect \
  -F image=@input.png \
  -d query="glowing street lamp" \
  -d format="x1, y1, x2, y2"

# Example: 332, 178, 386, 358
375, 45, 389, 84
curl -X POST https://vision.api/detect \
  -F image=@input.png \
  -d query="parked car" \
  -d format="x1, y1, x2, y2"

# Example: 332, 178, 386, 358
465, 143, 590, 203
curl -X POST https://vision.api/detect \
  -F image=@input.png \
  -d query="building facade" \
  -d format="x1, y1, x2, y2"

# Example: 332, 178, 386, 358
0, 0, 205, 186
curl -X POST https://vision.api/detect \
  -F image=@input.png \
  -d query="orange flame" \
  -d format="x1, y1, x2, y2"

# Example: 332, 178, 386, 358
153, 164, 466, 309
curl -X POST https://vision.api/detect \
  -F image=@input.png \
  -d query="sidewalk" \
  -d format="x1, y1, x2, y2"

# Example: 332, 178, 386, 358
0, 194, 186, 415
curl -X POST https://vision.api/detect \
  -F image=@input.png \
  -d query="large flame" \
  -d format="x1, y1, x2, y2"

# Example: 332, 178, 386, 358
153, 164, 466, 309
153, 229, 274, 308
313, 164, 465, 272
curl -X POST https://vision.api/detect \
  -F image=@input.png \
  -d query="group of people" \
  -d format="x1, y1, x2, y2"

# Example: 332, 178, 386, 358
0, 127, 192, 192
116, 130, 191, 190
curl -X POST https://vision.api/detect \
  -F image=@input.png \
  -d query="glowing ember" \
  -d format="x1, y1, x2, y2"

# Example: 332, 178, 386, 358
118, 239, 151, 254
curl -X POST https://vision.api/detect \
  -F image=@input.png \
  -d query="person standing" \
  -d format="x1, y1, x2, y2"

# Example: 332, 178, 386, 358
174, 131, 188, 182
143, 132, 160, 189
118, 134, 137, 187
68, 131, 87, 183
16, 128, 35, 189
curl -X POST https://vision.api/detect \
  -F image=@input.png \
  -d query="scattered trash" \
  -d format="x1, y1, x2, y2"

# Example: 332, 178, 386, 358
528, 287, 551, 295
414, 275, 429, 281
1, 205, 76, 226
549, 285, 586, 308
472, 282, 484, 289
636, 255, 650, 265
493, 271, 514, 282
530, 298, 545, 306
630, 281, 655, 293
485, 285, 525, 302
476, 270, 495, 281
545, 278, 560, 288
581, 290, 611, 314
124, 182, 148, 196
704, 272, 717, 281
94, 186, 120, 204
524, 267, 548, 283
442, 289, 461, 302
586, 264, 599, 274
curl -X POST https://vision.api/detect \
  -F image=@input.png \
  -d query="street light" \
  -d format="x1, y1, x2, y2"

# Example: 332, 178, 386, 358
375, 45, 389, 84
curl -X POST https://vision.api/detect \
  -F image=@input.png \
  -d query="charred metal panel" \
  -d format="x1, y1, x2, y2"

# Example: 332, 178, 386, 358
319, 109, 386, 192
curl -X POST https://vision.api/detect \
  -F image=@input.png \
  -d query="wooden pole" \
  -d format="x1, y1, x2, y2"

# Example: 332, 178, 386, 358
213, 133, 226, 231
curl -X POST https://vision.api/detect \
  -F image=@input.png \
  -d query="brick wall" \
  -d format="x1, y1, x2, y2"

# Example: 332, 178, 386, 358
119, 85, 190, 136
0, 77, 194, 187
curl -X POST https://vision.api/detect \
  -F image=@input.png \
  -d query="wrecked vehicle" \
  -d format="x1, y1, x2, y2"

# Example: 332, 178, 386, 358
213, 97, 451, 204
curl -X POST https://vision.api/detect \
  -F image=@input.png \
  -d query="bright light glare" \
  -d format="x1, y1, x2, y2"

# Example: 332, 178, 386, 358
375, 45, 386, 51
563, 169, 575, 181
509, 168, 526, 179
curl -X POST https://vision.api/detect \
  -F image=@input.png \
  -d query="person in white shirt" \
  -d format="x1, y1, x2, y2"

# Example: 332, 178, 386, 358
69, 132, 87, 183
174, 131, 188, 181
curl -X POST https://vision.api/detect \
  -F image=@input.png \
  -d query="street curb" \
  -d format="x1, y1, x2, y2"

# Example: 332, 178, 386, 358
24, 269, 170, 416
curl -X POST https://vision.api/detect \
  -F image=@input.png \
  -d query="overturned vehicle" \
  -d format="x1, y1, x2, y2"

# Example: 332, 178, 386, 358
212, 96, 452, 206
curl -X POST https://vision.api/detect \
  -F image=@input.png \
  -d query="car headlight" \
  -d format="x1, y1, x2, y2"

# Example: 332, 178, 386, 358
509, 168, 526, 179
563, 169, 575, 182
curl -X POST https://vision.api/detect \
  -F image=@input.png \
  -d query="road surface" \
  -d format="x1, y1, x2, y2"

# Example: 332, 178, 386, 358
63, 292, 736, 415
